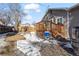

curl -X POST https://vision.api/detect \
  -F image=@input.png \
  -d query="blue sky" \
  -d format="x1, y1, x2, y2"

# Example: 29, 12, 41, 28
0, 3, 76, 24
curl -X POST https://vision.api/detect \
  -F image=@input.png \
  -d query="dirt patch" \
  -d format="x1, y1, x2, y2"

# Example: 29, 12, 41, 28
5, 34, 25, 42
40, 44, 72, 56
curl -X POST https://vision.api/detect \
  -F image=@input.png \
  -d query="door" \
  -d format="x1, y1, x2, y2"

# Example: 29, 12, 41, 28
72, 27, 79, 55
75, 27, 79, 43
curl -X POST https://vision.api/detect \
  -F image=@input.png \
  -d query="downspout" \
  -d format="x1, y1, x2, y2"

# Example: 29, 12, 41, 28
66, 10, 70, 40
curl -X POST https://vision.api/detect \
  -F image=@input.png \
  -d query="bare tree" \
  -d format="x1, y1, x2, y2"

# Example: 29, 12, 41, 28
0, 10, 10, 25
8, 3, 25, 31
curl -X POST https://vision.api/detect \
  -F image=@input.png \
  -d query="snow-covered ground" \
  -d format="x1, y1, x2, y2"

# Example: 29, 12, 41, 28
23, 32, 43, 42
0, 34, 7, 48
17, 31, 73, 56
17, 32, 43, 56
17, 40, 41, 56
0, 32, 74, 56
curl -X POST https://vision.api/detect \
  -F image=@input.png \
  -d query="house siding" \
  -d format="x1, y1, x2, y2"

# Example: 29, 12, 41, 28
69, 7, 79, 39
41, 9, 69, 38
69, 7, 79, 49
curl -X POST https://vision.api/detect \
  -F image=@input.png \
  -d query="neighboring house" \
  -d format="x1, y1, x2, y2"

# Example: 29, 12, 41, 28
0, 24, 14, 34
18, 24, 30, 32
69, 4, 79, 41
0, 20, 14, 33
41, 8, 68, 39
27, 24, 36, 32
0, 20, 4, 25
68, 4, 79, 55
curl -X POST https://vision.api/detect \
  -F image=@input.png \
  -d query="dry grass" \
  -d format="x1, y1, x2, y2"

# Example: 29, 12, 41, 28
0, 33, 25, 56
5, 34, 25, 42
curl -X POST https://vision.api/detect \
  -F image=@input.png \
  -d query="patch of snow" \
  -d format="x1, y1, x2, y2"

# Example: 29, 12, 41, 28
0, 34, 6, 40
17, 32, 44, 55
0, 34, 8, 48
17, 40, 41, 56
50, 40, 58, 45
0, 40, 8, 48
24, 32, 43, 42
0, 37, 5, 41
43, 40, 50, 44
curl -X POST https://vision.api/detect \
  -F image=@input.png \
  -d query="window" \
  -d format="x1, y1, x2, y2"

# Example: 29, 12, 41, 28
52, 18, 56, 23
57, 17, 64, 24
51, 16, 64, 24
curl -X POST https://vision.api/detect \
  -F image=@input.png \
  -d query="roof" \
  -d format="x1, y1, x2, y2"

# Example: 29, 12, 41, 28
41, 8, 67, 21
68, 3, 79, 11
48, 8, 68, 11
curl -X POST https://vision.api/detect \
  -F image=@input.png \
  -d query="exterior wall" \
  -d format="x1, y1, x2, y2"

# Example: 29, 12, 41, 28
0, 20, 4, 25
27, 25, 36, 32
69, 8, 79, 39
51, 10, 68, 38
42, 9, 68, 39
35, 22, 45, 32
0, 25, 13, 33
18, 25, 28, 32
69, 7, 79, 49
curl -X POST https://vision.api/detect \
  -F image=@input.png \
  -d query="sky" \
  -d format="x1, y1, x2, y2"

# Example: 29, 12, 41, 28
0, 3, 76, 24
